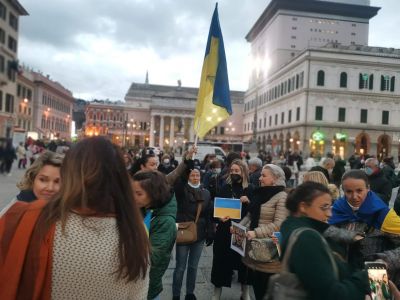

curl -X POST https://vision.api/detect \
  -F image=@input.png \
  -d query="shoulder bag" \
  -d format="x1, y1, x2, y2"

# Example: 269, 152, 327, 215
265, 227, 338, 300
248, 237, 279, 262
176, 203, 202, 245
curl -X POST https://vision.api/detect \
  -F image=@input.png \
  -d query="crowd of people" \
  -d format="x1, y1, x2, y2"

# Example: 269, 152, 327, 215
2, 138, 400, 299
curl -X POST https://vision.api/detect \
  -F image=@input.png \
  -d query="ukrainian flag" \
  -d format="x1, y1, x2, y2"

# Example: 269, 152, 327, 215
194, 3, 232, 138
214, 197, 242, 220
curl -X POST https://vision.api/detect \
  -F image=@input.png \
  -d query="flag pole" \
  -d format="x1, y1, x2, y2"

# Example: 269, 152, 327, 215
194, 119, 200, 147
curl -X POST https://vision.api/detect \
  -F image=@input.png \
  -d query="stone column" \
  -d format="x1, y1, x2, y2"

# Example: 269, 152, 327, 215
169, 117, 175, 146
159, 115, 165, 149
189, 118, 195, 142
149, 115, 155, 147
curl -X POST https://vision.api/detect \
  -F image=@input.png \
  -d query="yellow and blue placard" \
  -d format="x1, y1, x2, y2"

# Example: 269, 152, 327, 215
214, 197, 241, 220
194, 3, 232, 138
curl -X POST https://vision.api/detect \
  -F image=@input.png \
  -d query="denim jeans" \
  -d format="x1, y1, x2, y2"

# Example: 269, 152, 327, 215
172, 239, 205, 297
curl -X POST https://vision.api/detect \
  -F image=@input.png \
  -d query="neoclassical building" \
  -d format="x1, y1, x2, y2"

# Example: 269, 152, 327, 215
84, 81, 244, 150
243, 0, 400, 159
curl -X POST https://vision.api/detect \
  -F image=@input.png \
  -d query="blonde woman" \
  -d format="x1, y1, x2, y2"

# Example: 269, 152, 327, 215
303, 171, 340, 201
211, 159, 254, 300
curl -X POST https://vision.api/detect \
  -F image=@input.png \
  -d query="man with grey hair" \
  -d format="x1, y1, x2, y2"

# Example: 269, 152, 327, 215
310, 157, 335, 183
248, 157, 263, 187
365, 157, 392, 205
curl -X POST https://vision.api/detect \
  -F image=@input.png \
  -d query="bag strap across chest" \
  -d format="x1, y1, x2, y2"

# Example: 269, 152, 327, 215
283, 227, 339, 279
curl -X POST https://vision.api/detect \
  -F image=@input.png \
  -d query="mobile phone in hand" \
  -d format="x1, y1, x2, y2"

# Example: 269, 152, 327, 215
365, 261, 391, 300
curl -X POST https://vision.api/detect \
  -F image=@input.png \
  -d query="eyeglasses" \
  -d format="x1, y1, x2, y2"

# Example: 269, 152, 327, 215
319, 204, 332, 212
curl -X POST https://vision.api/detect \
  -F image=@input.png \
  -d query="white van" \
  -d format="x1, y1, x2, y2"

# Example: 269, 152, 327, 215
193, 145, 226, 162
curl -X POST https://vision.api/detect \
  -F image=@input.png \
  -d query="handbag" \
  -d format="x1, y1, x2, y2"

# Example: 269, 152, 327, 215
265, 227, 338, 300
176, 203, 202, 245
247, 237, 279, 262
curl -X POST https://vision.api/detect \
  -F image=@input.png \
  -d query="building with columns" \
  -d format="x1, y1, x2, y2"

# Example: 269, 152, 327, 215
243, 0, 400, 160
0, 0, 28, 138
84, 82, 244, 150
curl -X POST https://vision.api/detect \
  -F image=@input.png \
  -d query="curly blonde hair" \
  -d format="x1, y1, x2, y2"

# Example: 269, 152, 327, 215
17, 151, 64, 190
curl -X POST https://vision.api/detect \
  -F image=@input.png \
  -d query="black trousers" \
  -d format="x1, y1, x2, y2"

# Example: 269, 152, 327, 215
252, 270, 272, 300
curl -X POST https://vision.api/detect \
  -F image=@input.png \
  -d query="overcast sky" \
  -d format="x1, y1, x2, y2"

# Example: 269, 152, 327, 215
18, 0, 399, 101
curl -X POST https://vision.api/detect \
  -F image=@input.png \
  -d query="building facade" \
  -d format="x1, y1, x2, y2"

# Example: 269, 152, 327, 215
0, 0, 28, 138
243, 0, 400, 159
84, 82, 244, 150
31, 71, 74, 140
15, 69, 34, 133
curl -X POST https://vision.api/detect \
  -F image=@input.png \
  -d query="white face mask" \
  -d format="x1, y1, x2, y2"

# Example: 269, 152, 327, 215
163, 159, 170, 164
188, 181, 200, 189
214, 168, 221, 174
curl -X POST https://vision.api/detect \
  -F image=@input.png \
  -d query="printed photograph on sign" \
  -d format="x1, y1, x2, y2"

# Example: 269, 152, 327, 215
230, 221, 247, 257
213, 197, 241, 219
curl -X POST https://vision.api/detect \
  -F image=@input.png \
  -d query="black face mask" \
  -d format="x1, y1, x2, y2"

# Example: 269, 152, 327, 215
230, 174, 242, 183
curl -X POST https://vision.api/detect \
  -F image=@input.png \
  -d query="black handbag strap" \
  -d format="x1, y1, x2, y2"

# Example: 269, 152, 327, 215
282, 227, 339, 279
194, 203, 202, 224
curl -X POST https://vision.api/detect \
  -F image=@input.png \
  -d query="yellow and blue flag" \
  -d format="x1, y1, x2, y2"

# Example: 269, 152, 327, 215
194, 3, 232, 138
214, 197, 242, 220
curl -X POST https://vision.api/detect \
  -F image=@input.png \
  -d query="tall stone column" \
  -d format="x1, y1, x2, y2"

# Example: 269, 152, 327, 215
169, 117, 175, 146
149, 115, 155, 147
159, 115, 165, 149
189, 118, 195, 142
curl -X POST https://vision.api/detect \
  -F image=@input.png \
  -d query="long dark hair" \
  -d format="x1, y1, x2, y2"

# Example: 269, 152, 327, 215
39, 137, 149, 281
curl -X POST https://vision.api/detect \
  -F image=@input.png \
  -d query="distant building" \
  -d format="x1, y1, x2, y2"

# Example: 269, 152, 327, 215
243, 0, 400, 159
15, 68, 75, 140
84, 81, 244, 150
0, 0, 28, 138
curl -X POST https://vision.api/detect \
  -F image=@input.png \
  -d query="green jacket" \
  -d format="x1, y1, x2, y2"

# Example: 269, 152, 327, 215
280, 216, 370, 300
147, 194, 177, 299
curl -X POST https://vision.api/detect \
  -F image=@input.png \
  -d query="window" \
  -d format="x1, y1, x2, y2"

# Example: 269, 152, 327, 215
0, 90, 2, 111
300, 72, 304, 87
296, 107, 300, 121
0, 3, 6, 20
338, 107, 346, 122
296, 74, 299, 89
360, 109, 368, 123
382, 111, 389, 125
9, 13, 18, 31
359, 73, 373, 90
8, 36, 17, 52
5, 94, 14, 113
391, 76, 395, 92
291, 36, 296, 39
317, 70, 325, 86
381, 75, 390, 91
0, 28, 5, 44
292, 26, 297, 30
281, 112, 284, 124
0, 55, 4, 73
220, 127, 224, 135
315, 106, 323, 121
269, 116, 272, 126
288, 110, 292, 123
275, 114, 278, 125
340, 72, 347, 88
291, 45, 296, 49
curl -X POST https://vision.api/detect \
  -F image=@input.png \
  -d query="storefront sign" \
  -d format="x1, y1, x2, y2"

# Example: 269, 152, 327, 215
312, 131, 325, 141
335, 132, 348, 140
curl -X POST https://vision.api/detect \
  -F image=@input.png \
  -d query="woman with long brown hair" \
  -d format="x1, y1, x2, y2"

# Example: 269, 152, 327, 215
0, 137, 150, 299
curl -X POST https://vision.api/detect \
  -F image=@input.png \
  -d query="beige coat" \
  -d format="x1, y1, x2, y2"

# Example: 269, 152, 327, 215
240, 191, 289, 273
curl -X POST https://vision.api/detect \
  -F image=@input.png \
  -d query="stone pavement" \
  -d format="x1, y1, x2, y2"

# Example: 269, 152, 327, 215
0, 162, 25, 211
160, 245, 248, 300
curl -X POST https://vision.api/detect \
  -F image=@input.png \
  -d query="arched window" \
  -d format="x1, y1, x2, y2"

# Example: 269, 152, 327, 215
317, 70, 325, 86
340, 72, 347, 88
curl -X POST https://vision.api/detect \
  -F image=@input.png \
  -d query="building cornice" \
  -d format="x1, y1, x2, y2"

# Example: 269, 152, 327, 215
246, 0, 380, 42
7, 0, 29, 16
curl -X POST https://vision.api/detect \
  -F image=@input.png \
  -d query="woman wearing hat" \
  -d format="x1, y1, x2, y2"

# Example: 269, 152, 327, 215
239, 164, 289, 300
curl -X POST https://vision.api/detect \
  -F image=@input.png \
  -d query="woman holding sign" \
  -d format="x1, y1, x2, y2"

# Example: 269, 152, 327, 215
211, 159, 254, 300
240, 164, 289, 300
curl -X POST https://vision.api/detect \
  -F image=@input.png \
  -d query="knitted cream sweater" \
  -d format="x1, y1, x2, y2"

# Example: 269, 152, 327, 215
51, 213, 149, 299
